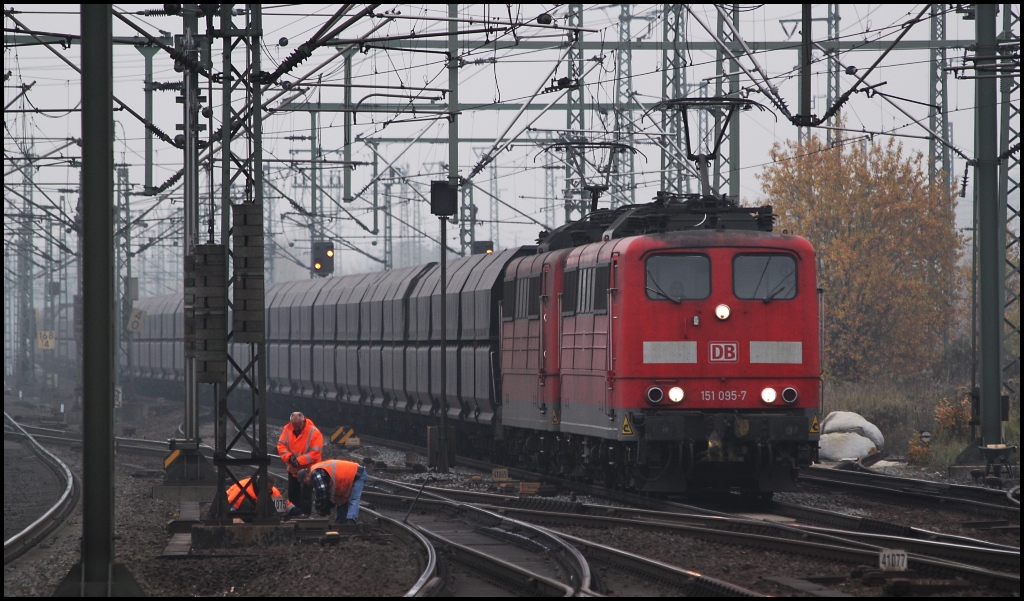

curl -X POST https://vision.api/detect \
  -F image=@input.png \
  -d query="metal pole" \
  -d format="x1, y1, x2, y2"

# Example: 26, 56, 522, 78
661, 5, 684, 196
975, 4, 1003, 446
17, 146, 34, 390
137, 45, 159, 192
490, 161, 500, 247
998, 3, 1020, 398
79, 4, 115, 593
251, 3, 270, 522
826, 4, 840, 146
182, 3, 201, 445
565, 3, 584, 221
344, 50, 353, 202
928, 4, 950, 185
310, 110, 319, 277
384, 175, 393, 270
437, 2, 460, 473
727, 4, 740, 200
799, 4, 813, 120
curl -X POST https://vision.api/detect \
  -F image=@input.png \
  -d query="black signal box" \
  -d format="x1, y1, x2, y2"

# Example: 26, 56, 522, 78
471, 241, 494, 255
430, 180, 457, 216
312, 241, 335, 276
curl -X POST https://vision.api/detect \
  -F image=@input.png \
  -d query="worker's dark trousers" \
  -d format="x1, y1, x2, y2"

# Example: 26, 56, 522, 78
288, 473, 313, 515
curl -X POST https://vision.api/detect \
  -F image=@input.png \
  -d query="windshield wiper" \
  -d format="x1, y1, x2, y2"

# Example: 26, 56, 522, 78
646, 270, 681, 304
763, 271, 796, 304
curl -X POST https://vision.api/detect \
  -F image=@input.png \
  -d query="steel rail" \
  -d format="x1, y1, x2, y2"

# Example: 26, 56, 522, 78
392, 497, 1020, 593
368, 478, 593, 596
426, 498, 1019, 574
549, 528, 764, 597
769, 500, 1019, 552
3, 413, 78, 564
367, 492, 764, 596
423, 528, 574, 597
367, 478, 1019, 591
359, 506, 442, 597
364, 481, 1019, 558
800, 466, 1020, 519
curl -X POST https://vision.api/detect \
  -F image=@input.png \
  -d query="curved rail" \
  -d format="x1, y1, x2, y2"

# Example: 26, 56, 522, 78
3, 412, 78, 564
551, 527, 764, 597
368, 481, 1019, 593
368, 477, 593, 596
360, 506, 442, 597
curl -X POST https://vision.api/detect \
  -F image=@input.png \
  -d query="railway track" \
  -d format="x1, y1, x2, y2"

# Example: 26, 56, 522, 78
368, 478, 590, 596
370, 478, 1020, 579
3, 413, 78, 564
13, 415, 1016, 595
800, 465, 1021, 520
368, 477, 765, 597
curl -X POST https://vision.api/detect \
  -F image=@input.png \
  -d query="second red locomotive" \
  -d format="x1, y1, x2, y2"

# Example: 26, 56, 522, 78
501, 196, 820, 495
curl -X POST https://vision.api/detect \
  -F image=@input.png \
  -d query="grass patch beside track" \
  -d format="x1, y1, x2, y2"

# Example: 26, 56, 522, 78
823, 378, 1020, 472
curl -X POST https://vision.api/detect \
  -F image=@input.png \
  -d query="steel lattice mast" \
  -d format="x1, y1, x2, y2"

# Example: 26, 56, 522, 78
998, 3, 1020, 399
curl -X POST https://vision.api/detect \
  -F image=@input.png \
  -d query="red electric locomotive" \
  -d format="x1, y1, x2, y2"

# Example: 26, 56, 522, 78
501, 194, 820, 496
128, 191, 819, 498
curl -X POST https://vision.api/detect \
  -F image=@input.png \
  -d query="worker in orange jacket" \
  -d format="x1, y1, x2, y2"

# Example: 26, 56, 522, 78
226, 475, 302, 517
299, 459, 367, 525
277, 412, 323, 515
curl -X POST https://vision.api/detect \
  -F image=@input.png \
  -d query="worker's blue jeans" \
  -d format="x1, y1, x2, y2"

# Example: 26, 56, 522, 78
334, 465, 367, 524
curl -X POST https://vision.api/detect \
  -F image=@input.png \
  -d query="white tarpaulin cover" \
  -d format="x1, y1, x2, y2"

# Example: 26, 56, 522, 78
820, 411, 885, 449
819, 432, 878, 461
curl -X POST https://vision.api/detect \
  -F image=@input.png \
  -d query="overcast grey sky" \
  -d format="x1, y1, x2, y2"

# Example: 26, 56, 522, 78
4, 4, 1018, 286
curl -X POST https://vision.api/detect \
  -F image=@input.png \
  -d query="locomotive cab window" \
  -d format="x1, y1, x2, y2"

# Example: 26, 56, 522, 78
645, 255, 710, 301
734, 254, 797, 301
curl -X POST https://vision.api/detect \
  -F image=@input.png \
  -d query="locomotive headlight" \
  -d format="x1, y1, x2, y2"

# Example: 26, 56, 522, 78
646, 386, 664, 405
668, 387, 684, 403
715, 304, 731, 320
782, 387, 799, 404
761, 387, 777, 404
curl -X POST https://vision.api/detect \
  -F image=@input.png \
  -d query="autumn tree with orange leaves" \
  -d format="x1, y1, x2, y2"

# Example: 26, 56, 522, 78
757, 131, 964, 381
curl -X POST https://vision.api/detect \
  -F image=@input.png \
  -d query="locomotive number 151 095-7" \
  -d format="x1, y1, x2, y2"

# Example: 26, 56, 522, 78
700, 390, 747, 401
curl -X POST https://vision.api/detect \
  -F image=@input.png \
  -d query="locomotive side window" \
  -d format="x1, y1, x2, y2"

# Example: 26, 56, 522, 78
562, 269, 578, 316
527, 275, 541, 319
592, 264, 610, 314
502, 278, 515, 321
645, 255, 710, 301
512, 275, 541, 320
578, 268, 592, 313
734, 254, 797, 301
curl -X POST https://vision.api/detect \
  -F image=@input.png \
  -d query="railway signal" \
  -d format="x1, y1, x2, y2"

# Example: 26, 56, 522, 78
471, 240, 493, 255
312, 241, 335, 276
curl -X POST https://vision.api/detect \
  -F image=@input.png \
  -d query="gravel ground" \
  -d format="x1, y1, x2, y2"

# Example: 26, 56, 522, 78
778, 486, 1021, 547
8, 389, 1016, 596
552, 524, 1009, 597
4, 438, 65, 542
4, 396, 422, 597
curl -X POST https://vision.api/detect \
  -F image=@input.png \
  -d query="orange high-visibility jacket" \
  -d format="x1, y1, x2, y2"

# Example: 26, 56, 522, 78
277, 418, 323, 476
309, 460, 360, 504
226, 477, 292, 511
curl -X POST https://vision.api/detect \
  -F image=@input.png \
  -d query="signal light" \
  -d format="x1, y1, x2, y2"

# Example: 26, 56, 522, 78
646, 386, 664, 405
471, 240, 494, 255
312, 241, 335, 276
782, 387, 799, 404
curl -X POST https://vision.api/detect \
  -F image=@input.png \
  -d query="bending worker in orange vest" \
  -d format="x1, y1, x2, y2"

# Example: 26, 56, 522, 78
277, 412, 323, 515
298, 459, 367, 525
226, 474, 302, 518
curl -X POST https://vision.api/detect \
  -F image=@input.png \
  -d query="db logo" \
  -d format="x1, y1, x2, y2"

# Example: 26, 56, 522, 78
709, 342, 739, 362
